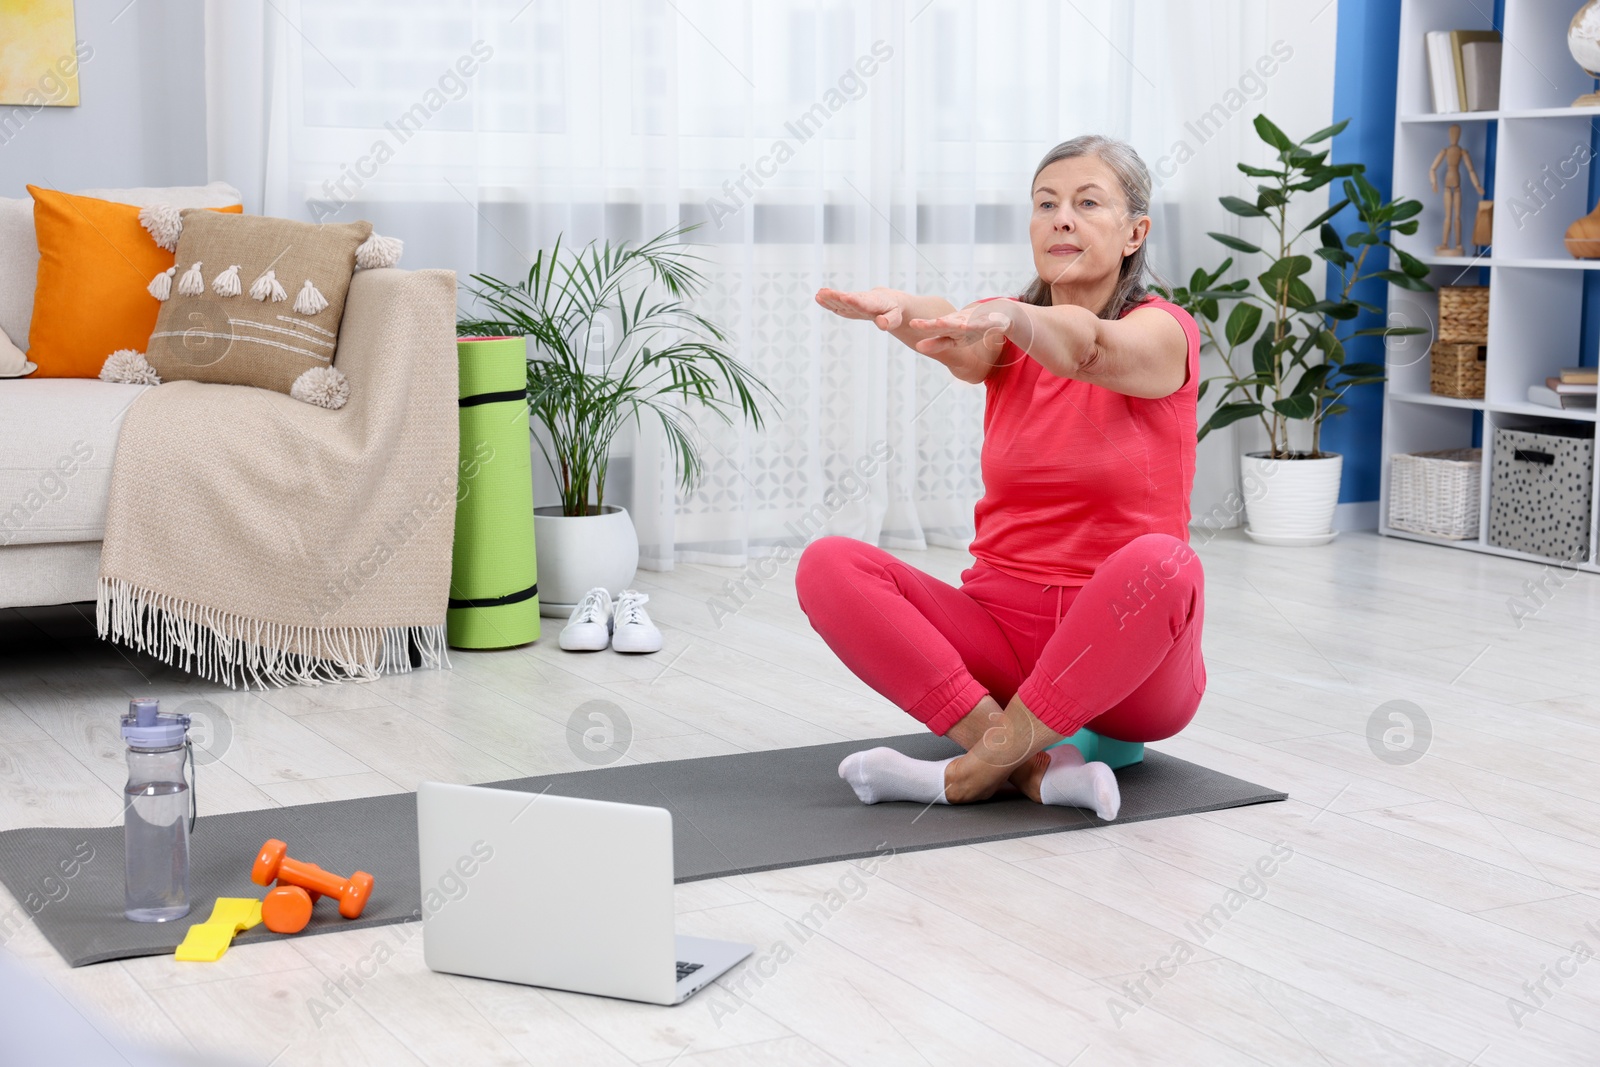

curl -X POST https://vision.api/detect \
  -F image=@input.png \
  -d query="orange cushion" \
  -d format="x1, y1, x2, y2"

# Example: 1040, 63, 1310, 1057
25, 186, 242, 378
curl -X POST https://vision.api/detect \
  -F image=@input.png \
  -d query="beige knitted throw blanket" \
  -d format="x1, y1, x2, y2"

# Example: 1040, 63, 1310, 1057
97, 268, 459, 688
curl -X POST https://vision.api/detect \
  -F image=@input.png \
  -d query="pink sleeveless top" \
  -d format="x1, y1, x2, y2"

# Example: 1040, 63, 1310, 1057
967, 295, 1202, 586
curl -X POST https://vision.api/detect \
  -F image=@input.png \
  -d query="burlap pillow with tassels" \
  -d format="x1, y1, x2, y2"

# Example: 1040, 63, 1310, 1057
101, 211, 404, 408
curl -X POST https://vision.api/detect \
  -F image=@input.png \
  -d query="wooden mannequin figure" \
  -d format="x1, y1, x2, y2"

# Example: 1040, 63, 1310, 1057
1429, 124, 1485, 256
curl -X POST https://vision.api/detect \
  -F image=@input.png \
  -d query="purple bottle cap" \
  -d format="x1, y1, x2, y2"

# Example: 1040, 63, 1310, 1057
120, 698, 190, 750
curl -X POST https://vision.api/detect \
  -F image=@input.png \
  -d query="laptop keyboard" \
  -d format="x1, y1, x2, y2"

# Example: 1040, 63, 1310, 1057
675, 961, 703, 982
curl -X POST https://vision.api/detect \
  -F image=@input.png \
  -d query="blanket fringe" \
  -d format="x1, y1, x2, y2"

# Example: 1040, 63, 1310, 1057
97, 576, 450, 691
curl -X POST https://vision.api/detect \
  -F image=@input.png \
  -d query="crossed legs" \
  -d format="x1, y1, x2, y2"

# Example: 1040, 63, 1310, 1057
835, 690, 1119, 817
797, 533, 1205, 816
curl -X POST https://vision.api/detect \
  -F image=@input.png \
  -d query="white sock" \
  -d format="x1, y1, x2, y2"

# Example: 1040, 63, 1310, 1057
838, 747, 955, 805
1038, 745, 1121, 820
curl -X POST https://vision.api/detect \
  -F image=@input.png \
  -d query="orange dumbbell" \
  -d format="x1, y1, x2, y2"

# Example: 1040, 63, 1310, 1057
261, 885, 315, 934
251, 839, 375, 921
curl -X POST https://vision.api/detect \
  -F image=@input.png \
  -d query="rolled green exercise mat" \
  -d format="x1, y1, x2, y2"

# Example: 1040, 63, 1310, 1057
448, 336, 540, 649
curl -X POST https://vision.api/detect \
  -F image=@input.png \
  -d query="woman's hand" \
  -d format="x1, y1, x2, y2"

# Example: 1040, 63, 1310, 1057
815, 286, 1002, 383
814, 287, 908, 331
905, 303, 1021, 357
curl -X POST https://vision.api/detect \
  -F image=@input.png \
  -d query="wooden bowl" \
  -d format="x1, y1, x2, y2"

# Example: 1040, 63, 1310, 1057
1565, 203, 1600, 258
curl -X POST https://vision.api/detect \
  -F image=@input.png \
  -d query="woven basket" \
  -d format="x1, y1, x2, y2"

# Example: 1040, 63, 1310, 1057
1438, 285, 1489, 343
1389, 448, 1481, 539
1429, 341, 1486, 398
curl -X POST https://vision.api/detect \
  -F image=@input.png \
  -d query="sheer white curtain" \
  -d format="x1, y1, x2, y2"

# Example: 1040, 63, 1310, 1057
206, 0, 1337, 570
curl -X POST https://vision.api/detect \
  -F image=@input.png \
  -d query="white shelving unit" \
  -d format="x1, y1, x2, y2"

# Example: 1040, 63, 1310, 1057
1381, 0, 1600, 570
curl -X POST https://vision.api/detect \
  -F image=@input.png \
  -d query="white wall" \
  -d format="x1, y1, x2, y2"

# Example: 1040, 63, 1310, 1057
0, 1, 206, 197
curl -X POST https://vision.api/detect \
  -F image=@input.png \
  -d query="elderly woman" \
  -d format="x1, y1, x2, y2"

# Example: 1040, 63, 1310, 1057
797, 134, 1204, 819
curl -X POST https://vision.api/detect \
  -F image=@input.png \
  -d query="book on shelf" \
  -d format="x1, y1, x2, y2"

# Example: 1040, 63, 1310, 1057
1545, 376, 1599, 395
1425, 29, 1501, 113
1461, 39, 1501, 112
1559, 366, 1598, 385
1529, 385, 1598, 410
1427, 32, 1459, 112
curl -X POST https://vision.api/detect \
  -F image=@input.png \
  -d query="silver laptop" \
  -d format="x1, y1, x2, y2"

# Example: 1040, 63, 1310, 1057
416, 781, 752, 1005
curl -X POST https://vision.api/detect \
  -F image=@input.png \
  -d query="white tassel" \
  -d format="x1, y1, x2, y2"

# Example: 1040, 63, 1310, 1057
211, 264, 242, 297
96, 575, 447, 690
139, 203, 183, 252
354, 232, 403, 270
249, 269, 288, 302
99, 349, 162, 385
290, 366, 350, 409
147, 266, 176, 301
177, 262, 205, 296
293, 278, 329, 315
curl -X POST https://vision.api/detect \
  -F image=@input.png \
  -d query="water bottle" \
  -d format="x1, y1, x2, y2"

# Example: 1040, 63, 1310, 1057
121, 698, 196, 922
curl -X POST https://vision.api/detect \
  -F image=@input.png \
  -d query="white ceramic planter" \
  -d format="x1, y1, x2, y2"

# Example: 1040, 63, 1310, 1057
533, 504, 640, 616
1240, 452, 1343, 544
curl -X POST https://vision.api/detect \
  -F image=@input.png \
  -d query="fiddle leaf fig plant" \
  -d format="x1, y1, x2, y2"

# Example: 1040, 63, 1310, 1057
1163, 115, 1434, 458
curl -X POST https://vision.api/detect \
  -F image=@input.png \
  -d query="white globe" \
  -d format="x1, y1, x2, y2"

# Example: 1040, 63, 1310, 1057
1570, 3, 1600, 76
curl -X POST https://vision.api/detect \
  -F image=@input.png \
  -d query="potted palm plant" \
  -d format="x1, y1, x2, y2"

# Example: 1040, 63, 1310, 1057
1164, 115, 1432, 544
459, 227, 779, 612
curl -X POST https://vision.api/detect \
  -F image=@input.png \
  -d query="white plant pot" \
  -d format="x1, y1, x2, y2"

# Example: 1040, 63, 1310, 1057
533, 504, 640, 617
1240, 452, 1343, 544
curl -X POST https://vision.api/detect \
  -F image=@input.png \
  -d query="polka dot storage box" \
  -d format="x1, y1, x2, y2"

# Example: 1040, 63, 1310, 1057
1487, 421, 1594, 563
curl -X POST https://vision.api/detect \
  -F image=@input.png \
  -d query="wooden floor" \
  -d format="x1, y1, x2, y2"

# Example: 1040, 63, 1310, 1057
1, 529, 1598, 1066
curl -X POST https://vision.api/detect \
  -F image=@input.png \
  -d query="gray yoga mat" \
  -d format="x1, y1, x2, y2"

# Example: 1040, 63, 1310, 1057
0, 732, 1284, 967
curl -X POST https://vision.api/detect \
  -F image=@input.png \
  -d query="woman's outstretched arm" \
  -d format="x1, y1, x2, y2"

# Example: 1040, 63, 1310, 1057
909, 299, 1189, 398
815, 287, 1005, 384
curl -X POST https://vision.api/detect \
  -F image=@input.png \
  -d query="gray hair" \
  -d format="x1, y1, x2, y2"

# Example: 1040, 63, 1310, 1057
1018, 135, 1153, 319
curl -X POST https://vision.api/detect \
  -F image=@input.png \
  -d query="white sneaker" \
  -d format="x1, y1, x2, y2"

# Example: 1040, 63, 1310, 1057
610, 589, 663, 653
558, 587, 614, 651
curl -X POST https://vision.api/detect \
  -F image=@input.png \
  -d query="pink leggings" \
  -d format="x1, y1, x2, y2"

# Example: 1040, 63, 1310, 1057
794, 533, 1205, 741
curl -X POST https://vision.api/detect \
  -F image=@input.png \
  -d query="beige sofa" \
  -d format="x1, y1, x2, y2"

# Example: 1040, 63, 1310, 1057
0, 183, 250, 609
0, 379, 145, 607
0, 183, 448, 614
